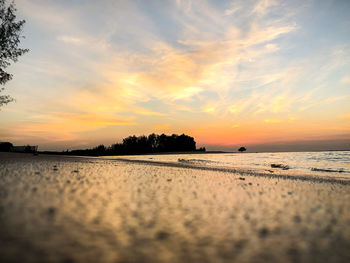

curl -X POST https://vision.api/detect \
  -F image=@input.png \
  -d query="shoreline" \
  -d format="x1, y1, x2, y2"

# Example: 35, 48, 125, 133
36, 148, 350, 156
1, 152, 349, 185
106, 157, 350, 185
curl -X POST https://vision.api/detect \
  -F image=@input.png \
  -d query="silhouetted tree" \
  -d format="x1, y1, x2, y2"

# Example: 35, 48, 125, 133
238, 146, 246, 152
0, 141, 12, 151
148, 133, 158, 152
123, 135, 138, 153
93, 144, 106, 155
0, 0, 28, 107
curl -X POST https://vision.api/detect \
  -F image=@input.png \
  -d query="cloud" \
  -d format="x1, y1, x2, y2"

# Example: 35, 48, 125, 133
4, 112, 134, 142
252, 0, 278, 16
341, 76, 350, 84
134, 109, 168, 116
264, 119, 282, 123
338, 113, 350, 119
58, 36, 83, 45
17, 0, 298, 115
298, 96, 347, 112
224, 5, 241, 16
175, 0, 192, 13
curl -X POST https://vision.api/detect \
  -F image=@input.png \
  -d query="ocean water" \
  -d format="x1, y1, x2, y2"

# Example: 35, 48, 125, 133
108, 151, 350, 180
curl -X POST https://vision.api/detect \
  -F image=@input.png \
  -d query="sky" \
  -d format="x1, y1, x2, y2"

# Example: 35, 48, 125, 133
1, 0, 350, 152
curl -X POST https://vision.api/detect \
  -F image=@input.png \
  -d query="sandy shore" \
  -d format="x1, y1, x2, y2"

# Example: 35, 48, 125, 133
0, 153, 349, 263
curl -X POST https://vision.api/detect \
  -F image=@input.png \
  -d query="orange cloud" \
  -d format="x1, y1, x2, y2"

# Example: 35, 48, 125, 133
6, 113, 134, 142
264, 119, 282, 123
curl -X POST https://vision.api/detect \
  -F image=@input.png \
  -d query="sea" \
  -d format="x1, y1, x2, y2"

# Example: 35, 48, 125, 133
105, 151, 350, 181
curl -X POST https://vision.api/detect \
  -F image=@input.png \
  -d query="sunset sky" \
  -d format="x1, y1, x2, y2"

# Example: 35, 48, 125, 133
1, 0, 350, 151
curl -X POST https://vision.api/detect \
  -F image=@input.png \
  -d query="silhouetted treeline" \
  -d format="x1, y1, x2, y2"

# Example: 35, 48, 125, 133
67, 133, 205, 156
0, 142, 38, 153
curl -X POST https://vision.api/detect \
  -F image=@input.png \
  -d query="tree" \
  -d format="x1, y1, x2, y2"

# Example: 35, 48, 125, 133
69, 133, 199, 156
0, 141, 13, 151
238, 146, 246, 152
1, 0, 28, 107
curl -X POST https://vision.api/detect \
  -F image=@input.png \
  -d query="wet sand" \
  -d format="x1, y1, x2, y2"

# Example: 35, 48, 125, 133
0, 153, 350, 263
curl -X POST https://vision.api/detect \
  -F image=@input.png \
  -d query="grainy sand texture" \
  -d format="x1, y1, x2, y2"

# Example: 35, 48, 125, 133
0, 153, 349, 263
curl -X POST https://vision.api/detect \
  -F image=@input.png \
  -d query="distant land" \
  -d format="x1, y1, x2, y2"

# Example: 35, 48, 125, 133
2, 134, 349, 156
1, 133, 207, 156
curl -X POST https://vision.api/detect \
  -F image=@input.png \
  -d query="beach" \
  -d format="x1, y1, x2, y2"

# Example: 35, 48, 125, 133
0, 153, 350, 263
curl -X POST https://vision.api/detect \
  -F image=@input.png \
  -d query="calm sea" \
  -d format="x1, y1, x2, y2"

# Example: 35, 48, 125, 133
107, 151, 350, 180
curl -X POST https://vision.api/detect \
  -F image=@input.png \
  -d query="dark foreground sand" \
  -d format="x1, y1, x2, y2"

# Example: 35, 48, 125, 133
0, 153, 349, 263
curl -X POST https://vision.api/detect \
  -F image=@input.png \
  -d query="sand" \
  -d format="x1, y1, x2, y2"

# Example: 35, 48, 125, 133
0, 152, 349, 263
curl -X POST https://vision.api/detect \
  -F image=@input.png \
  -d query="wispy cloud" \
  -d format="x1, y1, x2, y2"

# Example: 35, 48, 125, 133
252, 0, 278, 16
58, 36, 83, 45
